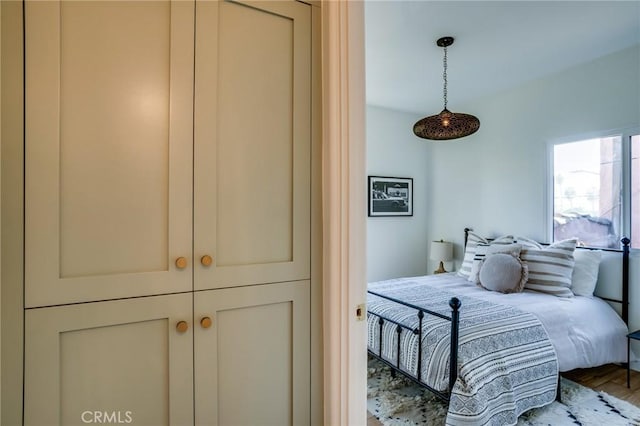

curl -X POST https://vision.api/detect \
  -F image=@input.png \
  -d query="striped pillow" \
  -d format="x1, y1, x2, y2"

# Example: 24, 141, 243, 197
457, 231, 488, 279
457, 233, 513, 279
522, 239, 577, 297
515, 236, 543, 249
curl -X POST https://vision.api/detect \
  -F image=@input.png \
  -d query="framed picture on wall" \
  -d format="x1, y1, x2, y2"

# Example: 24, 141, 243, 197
368, 176, 413, 217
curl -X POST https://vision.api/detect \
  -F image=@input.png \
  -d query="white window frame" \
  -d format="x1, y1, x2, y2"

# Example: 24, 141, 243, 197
547, 126, 640, 248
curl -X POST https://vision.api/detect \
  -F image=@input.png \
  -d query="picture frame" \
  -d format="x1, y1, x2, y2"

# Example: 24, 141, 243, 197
368, 176, 413, 217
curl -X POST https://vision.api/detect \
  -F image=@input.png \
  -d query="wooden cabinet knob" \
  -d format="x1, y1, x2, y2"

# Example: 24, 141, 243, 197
176, 320, 189, 333
200, 316, 213, 329
175, 257, 188, 269
200, 255, 213, 267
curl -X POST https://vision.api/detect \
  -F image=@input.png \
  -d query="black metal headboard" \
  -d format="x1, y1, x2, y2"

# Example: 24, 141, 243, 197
462, 227, 631, 325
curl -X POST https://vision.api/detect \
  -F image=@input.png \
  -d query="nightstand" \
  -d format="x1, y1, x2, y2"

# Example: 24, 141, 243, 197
627, 330, 640, 388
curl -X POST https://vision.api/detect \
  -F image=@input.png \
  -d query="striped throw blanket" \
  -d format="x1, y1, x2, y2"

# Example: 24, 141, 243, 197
367, 277, 558, 426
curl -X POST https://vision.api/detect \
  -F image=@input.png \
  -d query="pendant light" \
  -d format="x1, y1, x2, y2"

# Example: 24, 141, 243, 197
413, 36, 480, 140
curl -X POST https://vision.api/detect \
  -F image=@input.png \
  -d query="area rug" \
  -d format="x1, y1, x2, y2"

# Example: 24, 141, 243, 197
368, 358, 640, 426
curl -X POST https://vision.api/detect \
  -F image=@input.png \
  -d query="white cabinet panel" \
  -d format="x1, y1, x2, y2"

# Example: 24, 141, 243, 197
25, 0, 194, 307
194, 281, 310, 426
24, 293, 193, 426
59, 1, 172, 278
216, 1, 294, 267
194, 0, 311, 291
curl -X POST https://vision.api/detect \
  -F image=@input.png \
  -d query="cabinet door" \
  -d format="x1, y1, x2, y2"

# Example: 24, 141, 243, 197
24, 293, 193, 426
25, 0, 194, 307
194, 0, 311, 291
194, 281, 310, 425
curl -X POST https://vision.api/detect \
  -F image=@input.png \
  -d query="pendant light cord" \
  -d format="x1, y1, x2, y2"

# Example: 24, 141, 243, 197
413, 36, 481, 140
443, 45, 448, 110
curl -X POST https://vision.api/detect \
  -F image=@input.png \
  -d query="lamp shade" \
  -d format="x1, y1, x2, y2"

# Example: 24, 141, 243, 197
413, 36, 480, 141
430, 240, 453, 262
413, 110, 480, 140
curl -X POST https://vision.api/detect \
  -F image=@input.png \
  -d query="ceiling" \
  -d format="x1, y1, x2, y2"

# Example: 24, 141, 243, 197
365, 1, 640, 115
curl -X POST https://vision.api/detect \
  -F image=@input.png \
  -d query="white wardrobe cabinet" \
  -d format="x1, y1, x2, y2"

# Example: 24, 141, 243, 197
23, 0, 317, 424
25, 0, 311, 308
25, 280, 310, 426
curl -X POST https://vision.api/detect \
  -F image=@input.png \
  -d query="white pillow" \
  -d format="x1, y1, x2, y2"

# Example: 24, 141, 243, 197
514, 236, 542, 249
468, 243, 522, 283
571, 249, 602, 297
492, 235, 517, 245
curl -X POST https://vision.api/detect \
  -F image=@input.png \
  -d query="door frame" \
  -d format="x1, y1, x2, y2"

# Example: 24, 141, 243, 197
321, 1, 367, 425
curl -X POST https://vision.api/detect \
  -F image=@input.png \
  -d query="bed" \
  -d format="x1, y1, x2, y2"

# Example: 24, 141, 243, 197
366, 229, 630, 426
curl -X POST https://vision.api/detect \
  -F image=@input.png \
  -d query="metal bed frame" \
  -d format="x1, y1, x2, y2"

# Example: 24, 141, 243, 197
367, 290, 461, 401
367, 228, 631, 404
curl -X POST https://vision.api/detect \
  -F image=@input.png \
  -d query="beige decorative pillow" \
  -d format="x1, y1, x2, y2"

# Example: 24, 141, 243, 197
478, 253, 528, 294
458, 233, 514, 279
468, 243, 522, 283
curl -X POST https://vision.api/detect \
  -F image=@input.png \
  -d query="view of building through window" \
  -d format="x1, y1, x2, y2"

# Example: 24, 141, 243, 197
553, 137, 622, 248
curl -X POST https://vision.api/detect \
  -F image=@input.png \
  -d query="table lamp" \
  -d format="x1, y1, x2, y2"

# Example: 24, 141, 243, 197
431, 240, 453, 274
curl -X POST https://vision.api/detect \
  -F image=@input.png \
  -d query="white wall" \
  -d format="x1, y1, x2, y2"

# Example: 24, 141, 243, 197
429, 45, 640, 339
430, 44, 640, 262
366, 105, 434, 282
366, 46, 640, 320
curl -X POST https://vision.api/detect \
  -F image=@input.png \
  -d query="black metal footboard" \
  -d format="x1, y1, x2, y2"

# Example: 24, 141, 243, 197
367, 291, 461, 403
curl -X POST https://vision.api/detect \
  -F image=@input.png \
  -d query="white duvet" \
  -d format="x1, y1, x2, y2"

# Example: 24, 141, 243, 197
411, 273, 628, 372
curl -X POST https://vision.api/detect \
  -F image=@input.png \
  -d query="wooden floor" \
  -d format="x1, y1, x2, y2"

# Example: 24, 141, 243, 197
367, 364, 640, 426
563, 363, 640, 406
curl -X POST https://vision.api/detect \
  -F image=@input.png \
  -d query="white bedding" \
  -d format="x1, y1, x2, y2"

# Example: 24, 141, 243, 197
394, 272, 628, 372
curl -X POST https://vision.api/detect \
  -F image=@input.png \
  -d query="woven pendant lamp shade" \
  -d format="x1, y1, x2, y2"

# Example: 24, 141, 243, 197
413, 36, 480, 141
413, 109, 480, 140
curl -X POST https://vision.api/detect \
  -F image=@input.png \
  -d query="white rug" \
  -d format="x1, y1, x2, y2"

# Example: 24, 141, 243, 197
368, 358, 640, 426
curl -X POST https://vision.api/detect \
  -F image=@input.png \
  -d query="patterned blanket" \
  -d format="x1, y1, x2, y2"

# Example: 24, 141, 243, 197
367, 277, 559, 426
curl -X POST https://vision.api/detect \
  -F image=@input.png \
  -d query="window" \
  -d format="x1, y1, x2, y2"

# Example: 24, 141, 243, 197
632, 135, 640, 248
552, 130, 639, 249
553, 137, 622, 248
